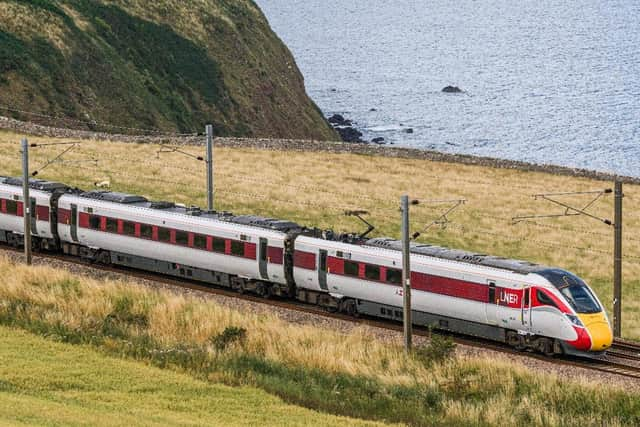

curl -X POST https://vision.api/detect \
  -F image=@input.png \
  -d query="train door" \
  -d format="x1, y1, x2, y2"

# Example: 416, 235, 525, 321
318, 250, 328, 291
70, 204, 78, 242
486, 281, 498, 325
259, 238, 268, 280
521, 287, 532, 331
30, 198, 37, 236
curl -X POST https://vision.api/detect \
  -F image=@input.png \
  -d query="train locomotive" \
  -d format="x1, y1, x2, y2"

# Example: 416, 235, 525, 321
0, 176, 613, 356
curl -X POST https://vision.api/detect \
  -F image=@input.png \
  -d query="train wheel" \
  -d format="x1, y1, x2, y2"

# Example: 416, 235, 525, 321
539, 338, 555, 357
507, 331, 526, 351
341, 299, 358, 317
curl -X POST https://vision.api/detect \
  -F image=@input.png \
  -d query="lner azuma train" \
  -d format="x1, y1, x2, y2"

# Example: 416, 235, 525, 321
0, 177, 613, 356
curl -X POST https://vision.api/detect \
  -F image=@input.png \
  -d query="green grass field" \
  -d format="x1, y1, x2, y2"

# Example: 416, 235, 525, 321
0, 325, 384, 427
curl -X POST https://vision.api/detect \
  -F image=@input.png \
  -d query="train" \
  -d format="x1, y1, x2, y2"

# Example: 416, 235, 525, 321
0, 176, 613, 356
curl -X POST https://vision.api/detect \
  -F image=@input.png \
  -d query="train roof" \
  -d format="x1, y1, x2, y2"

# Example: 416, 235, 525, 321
75, 190, 305, 233
365, 237, 546, 275
0, 177, 69, 193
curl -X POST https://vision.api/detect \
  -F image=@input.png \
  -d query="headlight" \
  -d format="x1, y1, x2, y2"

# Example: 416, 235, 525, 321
565, 314, 584, 327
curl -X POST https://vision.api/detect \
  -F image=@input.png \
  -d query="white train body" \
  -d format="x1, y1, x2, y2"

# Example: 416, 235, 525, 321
0, 177, 612, 355
57, 192, 292, 286
0, 178, 66, 240
294, 236, 611, 353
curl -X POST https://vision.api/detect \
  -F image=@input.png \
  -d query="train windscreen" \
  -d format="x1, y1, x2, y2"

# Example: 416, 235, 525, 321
536, 269, 601, 314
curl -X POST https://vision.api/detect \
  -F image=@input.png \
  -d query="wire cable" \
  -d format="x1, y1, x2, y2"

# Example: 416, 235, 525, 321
0, 104, 198, 136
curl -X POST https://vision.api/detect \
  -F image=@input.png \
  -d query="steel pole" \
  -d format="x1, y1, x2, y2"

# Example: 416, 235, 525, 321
21, 139, 32, 265
613, 181, 623, 337
401, 195, 412, 351
206, 124, 214, 212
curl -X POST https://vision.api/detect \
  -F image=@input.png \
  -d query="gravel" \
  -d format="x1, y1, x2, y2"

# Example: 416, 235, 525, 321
2, 247, 639, 391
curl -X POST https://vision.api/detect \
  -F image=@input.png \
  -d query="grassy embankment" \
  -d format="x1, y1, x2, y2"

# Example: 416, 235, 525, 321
0, 0, 336, 139
1, 256, 639, 427
0, 325, 382, 427
1, 129, 639, 338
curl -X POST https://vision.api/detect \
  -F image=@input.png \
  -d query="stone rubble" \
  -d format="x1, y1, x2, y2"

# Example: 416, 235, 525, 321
1, 115, 638, 185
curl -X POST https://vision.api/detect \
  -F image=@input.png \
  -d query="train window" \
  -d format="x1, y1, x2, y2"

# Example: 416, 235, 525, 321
231, 240, 244, 256
89, 215, 101, 230
364, 264, 380, 281
193, 234, 207, 250
386, 268, 401, 285
140, 224, 153, 239
536, 290, 557, 308
37, 206, 50, 222
175, 230, 188, 246
123, 221, 136, 236
344, 260, 359, 277
6, 200, 17, 215
158, 227, 171, 243
212, 237, 225, 253
524, 288, 530, 306
106, 217, 118, 233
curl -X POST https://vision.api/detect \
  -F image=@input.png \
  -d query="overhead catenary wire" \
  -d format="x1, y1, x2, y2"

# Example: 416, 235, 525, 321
91, 153, 470, 207
13, 158, 640, 264
21, 154, 640, 243
0, 104, 199, 136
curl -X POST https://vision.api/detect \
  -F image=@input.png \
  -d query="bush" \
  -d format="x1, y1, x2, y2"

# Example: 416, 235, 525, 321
414, 334, 456, 366
211, 326, 247, 352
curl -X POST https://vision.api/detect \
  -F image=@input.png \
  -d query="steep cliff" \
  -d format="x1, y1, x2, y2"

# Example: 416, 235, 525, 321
0, 0, 336, 139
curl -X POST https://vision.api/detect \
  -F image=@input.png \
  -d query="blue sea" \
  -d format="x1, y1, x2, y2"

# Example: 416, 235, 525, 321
256, 0, 640, 177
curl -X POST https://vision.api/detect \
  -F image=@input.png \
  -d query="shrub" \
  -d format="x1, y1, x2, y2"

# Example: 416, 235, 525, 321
414, 334, 457, 366
211, 326, 247, 352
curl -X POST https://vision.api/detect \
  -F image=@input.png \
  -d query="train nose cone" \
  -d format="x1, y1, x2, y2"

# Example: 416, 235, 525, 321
579, 313, 613, 351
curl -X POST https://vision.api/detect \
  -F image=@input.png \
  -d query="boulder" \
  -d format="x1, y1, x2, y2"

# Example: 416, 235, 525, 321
371, 137, 385, 144
328, 113, 346, 125
336, 126, 364, 143
403, 128, 414, 134
442, 85, 462, 93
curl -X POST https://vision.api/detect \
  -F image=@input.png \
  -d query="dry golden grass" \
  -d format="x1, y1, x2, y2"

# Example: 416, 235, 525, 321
0, 255, 636, 427
1, 129, 639, 338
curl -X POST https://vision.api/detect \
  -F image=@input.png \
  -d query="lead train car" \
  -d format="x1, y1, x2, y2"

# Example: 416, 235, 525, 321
56, 190, 302, 297
293, 236, 613, 356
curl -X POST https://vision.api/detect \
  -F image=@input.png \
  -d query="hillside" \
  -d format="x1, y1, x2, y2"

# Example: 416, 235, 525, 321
0, 0, 336, 139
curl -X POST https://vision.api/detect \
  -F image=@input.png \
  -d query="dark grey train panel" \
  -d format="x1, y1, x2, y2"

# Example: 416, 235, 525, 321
2, 177, 69, 193
80, 191, 149, 204
365, 237, 544, 275
355, 299, 506, 342
110, 251, 232, 287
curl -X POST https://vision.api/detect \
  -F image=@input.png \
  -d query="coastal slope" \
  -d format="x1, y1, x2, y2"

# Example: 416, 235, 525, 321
0, 0, 336, 139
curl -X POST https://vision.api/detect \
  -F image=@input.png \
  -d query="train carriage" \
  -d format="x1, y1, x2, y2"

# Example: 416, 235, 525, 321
56, 190, 302, 296
0, 177, 68, 248
294, 235, 612, 355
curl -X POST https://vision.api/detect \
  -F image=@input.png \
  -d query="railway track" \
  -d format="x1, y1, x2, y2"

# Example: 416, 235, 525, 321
3, 245, 640, 381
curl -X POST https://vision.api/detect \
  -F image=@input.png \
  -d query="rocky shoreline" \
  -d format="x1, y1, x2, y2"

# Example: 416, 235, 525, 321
1, 115, 638, 185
